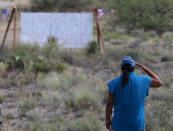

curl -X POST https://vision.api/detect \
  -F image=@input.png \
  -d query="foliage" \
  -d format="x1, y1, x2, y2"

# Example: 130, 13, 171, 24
19, 97, 37, 114
162, 32, 173, 41
0, 42, 67, 73
30, 0, 100, 11
86, 41, 100, 55
114, 0, 173, 30
40, 91, 62, 110
31, 56, 51, 73
6, 113, 15, 120
6, 55, 24, 71
43, 36, 59, 58
39, 72, 85, 91
64, 88, 99, 111
0, 95, 4, 104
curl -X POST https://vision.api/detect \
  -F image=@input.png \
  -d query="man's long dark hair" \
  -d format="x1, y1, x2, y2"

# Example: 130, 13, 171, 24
121, 63, 135, 87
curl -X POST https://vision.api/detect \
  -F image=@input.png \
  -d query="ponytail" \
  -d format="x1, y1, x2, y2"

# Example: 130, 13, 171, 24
122, 69, 129, 87
121, 63, 134, 87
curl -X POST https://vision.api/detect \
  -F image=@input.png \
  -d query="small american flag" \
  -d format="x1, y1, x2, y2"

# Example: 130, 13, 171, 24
1, 8, 11, 21
97, 9, 107, 19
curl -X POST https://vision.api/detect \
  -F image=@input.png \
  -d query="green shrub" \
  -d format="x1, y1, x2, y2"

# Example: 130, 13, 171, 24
38, 72, 84, 90
6, 113, 15, 120
40, 91, 62, 110
76, 90, 98, 110
59, 49, 75, 64
51, 62, 68, 72
20, 98, 37, 114
64, 87, 101, 111
31, 56, 51, 73
162, 32, 173, 41
30, 0, 98, 11
114, 0, 173, 30
0, 95, 4, 103
43, 36, 59, 58
6, 55, 24, 71
86, 41, 100, 56
64, 93, 76, 111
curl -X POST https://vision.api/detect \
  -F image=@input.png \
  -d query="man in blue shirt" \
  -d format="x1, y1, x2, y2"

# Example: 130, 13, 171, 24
105, 56, 163, 131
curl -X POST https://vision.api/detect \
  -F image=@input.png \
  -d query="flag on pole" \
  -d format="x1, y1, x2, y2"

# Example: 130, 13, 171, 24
97, 9, 107, 19
1, 8, 12, 21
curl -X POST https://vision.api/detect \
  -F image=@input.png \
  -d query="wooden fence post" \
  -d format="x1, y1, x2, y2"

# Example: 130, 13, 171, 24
1, 8, 15, 49
94, 9, 101, 45
13, 7, 17, 48
93, 8, 106, 53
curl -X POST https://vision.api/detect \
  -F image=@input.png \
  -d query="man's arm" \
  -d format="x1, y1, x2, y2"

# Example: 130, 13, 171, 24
136, 63, 163, 88
105, 91, 114, 130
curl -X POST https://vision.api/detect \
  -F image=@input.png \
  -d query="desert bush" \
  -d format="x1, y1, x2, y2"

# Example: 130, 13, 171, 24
75, 89, 98, 110
30, 57, 67, 74
64, 88, 99, 111
162, 32, 173, 41
38, 72, 60, 89
38, 72, 85, 91
58, 72, 85, 90
40, 91, 62, 110
0, 95, 4, 104
86, 41, 100, 56
114, 0, 173, 30
31, 56, 51, 73
11, 43, 40, 61
51, 62, 68, 72
0, 62, 6, 72
30, 0, 100, 11
6, 113, 15, 120
6, 55, 24, 71
26, 109, 42, 121
59, 49, 84, 66
20, 97, 37, 114
64, 85, 104, 112
30, 120, 42, 131
1, 43, 67, 73
42, 36, 59, 58
64, 93, 76, 111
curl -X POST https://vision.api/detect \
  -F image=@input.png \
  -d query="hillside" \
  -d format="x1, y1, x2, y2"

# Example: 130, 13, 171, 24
0, 27, 173, 130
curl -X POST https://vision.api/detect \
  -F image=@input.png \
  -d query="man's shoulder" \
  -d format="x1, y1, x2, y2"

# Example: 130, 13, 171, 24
108, 75, 122, 84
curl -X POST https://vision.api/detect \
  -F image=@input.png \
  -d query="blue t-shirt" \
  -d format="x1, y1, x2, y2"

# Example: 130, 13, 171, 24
107, 72, 151, 131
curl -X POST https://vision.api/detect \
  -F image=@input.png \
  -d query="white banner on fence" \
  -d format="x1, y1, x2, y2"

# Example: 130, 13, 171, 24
21, 13, 93, 48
